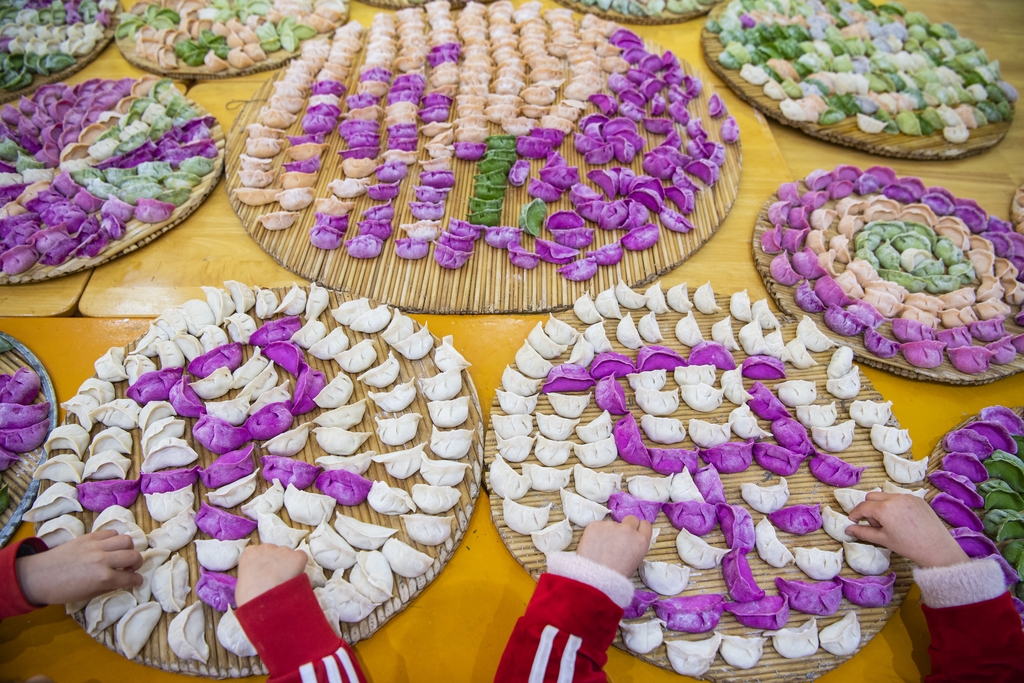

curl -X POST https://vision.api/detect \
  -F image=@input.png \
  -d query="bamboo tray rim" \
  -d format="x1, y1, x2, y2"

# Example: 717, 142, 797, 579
551, 0, 722, 27
699, 3, 1012, 161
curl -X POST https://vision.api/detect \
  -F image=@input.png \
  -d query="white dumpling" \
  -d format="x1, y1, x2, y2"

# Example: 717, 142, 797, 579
675, 528, 729, 569
45, 424, 91, 456
755, 517, 795, 568
116, 601, 162, 660
718, 633, 765, 669
573, 291, 603, 324
776, 380, 817, 408
367, 480, 417, 515
496, 434, 534, 463
86, 589, 137, 635
568, 339, 595, 369
375, 414, 422, 447
797, 316, 834, 352
730, 404, 770, 440
738, 318, 770, 356
434, 335, 471, 372
382, 537, 433, 578
680, 383, 723, 413
308, 328, 351, 361
881, 481, 927, 497
258, 511, 308, 549
201, 288, 233, 326
501, 366, 542, 397
290, 319, 327, 349
194, 538, 248, 572
224, 315, 257, 345
819, 611, 861, 656
872, 424, 913, 455
231, 350, 270, 390
331, 298, 371, 326
751, 299, 779, 330
335, 339, 379, 374
168, 601, 209, 663
125, 355, 159, 384
627, 474, 672, 503
133, 548, 170, 604
720, 368, 752, 405
492, 413, 533, 440
411, 483, 461, 514
666, 283, 693, 313
349, 550, 394, 604
528, 322, 568, 359
531, 519, 573, 555
827, 346, 854, 378
640, 415, 686, 444
418, 367, 463, 402
826, 367, 861, 400
786, 338, 818, 369
812, 420, 856, 453
628, 370, 666, 392
496, 390, 537, 416
79, 377, 116, 405
489, 454, 532, 499
207, 470, 259, 509
426, 396, 471, 429
614, 279, 647, 309
573, 436, 618, 468
523, 464, 571, 493
89, 398, 141, 430
333, 513, 397, 550
430, 425, 474, 460
833, 487, 881, 514
674, 365, 716, 386
147, 507, 197, 552
249, 378, 291, 413
263, 422, 311, 457
502, 497, 551, 534
766, 617, 819, 659
205, 395, 250, 427
711, 315, 741, 351
33, 454, 84, 484
391, 324, 433, 360
541, 316, 577, 347
420, 453, 469, 487
620, 618, 666, 654
314, 427, 372, 456
669, 469, 703, 503
693, 282, 721, 314
350, 304, 392, 334
644, 282, 669, 314
667, 633, 722, 676
320, 577, 376, 624
850, 400, 893, 428
254, 288, 279, 319
515, 340, 553, 379
635, 386, 679, 417
224, 281, 255, 314
572, 464, 621, 503
594, 288, 622, 319
822, 505, 858, 543
560, 488, 609, 527
614, 314, 642, 350
94, 346, 128, 382
729, 290, 752, 322
241, 479, 285, 520
145, 487, 194, 523
796, 402, 838, 429
313, 400, 368, 431
794, 547, 844, 580
674, 312, 704, 347
309, 520, 358, 571
544, 393, 590, 420
688, 419, 732, 448
369, 443, 423, 479
217, 606, 258, 658
304, 282, 330, 320
153, 554, 189, 612
844, 541, 892, 575
285, 483, 337, 526
576, 411, 612, 443
640, 560, 690, 596
637, 311, 664, 345
358, 351, 401, 389
400, 514, 454, 546
36, 514, 85, 548
534, 435, 573, 467
766, 329, 793, 362
583, 322, 613, 354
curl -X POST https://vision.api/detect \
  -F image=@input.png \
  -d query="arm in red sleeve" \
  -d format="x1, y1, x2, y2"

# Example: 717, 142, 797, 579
0, 537, 48, 622
495, 573, 625, 683
234, 574, 367, 683
923, 594, 1024, 683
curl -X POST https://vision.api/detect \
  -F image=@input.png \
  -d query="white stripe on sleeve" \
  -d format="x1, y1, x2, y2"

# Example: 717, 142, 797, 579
528, 625, 560, 683
322, 654, 343, 683
335, 647, 360, 683
299, 662, 317, 683
556, 634, 582, 683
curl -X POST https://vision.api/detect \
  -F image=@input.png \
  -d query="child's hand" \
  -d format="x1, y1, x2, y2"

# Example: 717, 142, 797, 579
236, 544, 307, 607
16, 530, 143, 606
576, 515, 652, 578
848, 492, 969, 568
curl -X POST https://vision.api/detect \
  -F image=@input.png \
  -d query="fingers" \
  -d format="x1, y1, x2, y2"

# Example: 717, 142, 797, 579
105, 567, 144, 591
105, 549, 144, 571
863, 492, 893, 503
846, 523, 887, 546
85, 529, 119, 542
637, 519, 653, 543
620, 515, 641, 531
848, 500, 885, 524
97, 533, 137, 552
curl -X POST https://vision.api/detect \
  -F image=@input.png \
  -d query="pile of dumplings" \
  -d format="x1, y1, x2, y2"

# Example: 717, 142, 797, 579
27, 282, 482, 672
486, 278, 921, 677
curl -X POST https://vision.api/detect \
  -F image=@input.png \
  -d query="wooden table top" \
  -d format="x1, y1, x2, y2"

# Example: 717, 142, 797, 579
1, 0, 1023, 681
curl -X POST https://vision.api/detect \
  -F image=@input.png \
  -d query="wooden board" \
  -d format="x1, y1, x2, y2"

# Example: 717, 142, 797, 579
114, 0, 349, 81
35, 286, 483, 677
699, 3, 1012, 161
751, 193, 1024, 386
484, 286, 914, 681
227, 33, 742, 314
0, 89, 226, 285
0, 332, 57, 547
552, 0, 722, 27
0, 5, 121, 107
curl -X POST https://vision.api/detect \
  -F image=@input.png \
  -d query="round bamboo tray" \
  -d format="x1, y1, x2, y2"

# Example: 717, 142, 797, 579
0, 5, 121, 106
552, 0, 723, 27
227, 34, 741, 314
0, 86, 226, 285
751, 192, 1024, 386
0, 332, 57, 547
699, 4, 1012, 161
36, 286, 483, 676
485, 285, 914, 681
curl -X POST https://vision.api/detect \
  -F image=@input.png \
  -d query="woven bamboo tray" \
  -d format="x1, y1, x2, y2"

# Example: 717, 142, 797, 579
699, 4, 1012, 161
226, 36, 742, 314
751, 194, 1024, 386
358, 0, 493, 10
552, 0, 722, 27
36, 286, 483, 677
0, 5, 121, 106
114, 0, 349, 81
0, 88, 225, 285
0, 332, 57, 547
484, 286, 914, 681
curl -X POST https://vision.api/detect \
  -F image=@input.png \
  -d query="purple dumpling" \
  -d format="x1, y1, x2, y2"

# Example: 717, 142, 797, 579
199, 444, 255, 489
947, 345, 994, 375
636, 345, 687, 372
775, 577, 843, 615
741, 356, 787, 380
930, 492, 984, 532
768, 504, 822, 535
613, 413, 653, 468
722, 549, 766, 602
649, 447, 699, 476
608, 491, 662, 524
140, 466, 200, 494
245, 402, 294, 441
0, 402, 49, 430
687, 341, 736, 370
949, 527, 999, 558
594, 375, 628, 415
943, 428, 994, 459
193, 415, 251, 456
962, 421, 1017, 454
261, 455, 322, 490
652, 594, 725, 633
290, 364, 326, 416
900, 340, 947, 369
76, 478, 141, 512
621, 223, 660, 252
663, 500, 717, 535
771, 417, 813, 455
187, 343, 243, 378
794, 280, 826, 313
590, 352, 635, 380
315, 469, 372, 505
623, 589, 659, 619
864, 327, 901, 358
196, 502, 257, 540
262, 341, 306, 376
928, 470, 984, 508
808, 451, 866, 487
125, 367, 183, 405
700, 440, 753, 474
892, 318, 937, 343
724, 595, 789, 629
978, 406, 1024, 436
541, 364, 596, 393
746, 382, 791, 421
557, 257, 598, 281
196, 568, 237, 612
753, 442, 806, 477
169, 376, 206, 418
770, 252, 804, 286
716, 503, 755, 552
837, 573, 895, 607
941, 451, 989, 483
249, 316, 302, 347
694, 464, 725, 505
824, 305, 868, 337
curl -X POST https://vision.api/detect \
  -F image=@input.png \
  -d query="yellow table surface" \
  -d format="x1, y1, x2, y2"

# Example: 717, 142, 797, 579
2, 0, 1024, 680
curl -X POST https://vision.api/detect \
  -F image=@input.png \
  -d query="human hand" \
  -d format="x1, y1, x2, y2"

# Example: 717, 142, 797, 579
16, 530, 143, 606
576, 515, 652, 578
235, 544, 307, 607
848, 492, 969, 568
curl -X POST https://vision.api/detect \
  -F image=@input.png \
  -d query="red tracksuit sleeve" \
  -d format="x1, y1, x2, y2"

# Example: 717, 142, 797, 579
234, 574, 367, 683
0, 537, 47, 622
923, 592, 1024, 683
495, 574, 624, 683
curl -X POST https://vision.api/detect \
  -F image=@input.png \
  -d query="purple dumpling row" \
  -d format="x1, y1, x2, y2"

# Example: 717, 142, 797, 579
0, 367, 47, 469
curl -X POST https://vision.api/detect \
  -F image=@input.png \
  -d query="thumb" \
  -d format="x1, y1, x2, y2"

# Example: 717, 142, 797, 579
846, 523, 887, 546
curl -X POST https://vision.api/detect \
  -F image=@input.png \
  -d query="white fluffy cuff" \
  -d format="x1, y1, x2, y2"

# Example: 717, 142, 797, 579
914, 558, 1008, 609
546, 552, 636, 609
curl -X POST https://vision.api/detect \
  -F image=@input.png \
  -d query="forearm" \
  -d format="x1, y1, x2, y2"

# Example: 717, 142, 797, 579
0, 537, 48, 621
